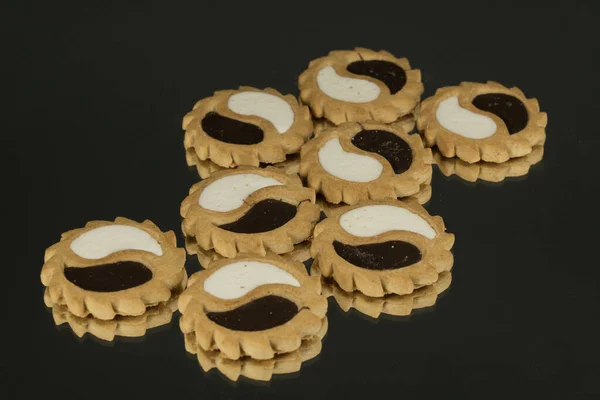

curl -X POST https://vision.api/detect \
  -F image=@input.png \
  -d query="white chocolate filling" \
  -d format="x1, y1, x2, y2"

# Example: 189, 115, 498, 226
340, 205, 436, 238
70, 225, 163, 259
227, 91, 294, 134
318, 138, 383, 182
435, 96, 497, 139
316, 66, 380, 103
199, 173, 283, 212
203, 261, 301, 300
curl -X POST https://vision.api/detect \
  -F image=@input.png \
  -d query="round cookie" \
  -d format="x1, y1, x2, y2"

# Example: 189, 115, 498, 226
180, 167, 320, 258
299, 48, 423, 125
315, 262, 451, 319
310, 200, 454, 297
183, 320, 327, 382
417, 81, 547, 163
183, 86, 313, 168
433, 146, 544, 183
178, 254, 328, 360
41, 218, 187, 320
300, 121, 432, 205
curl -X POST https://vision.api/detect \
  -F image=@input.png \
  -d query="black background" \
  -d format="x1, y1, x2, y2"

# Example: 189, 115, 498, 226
4, 0, 600, 399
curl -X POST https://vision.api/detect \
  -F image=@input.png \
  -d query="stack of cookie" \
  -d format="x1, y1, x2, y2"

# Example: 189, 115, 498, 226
310, 199, 454, 319
418, 82, 547, 183
178, 254, 328, 382
41, 218, 187, 341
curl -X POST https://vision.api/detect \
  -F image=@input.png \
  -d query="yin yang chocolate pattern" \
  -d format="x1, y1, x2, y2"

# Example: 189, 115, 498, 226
300, 121, 432, 205
418, 81, 547, 164
183, 86, 313, 168
40, 218, 187, 320
299, 48, 424, 125
310, 199, 454, 297
181, 167, 320, 258
178, 254, 327, 360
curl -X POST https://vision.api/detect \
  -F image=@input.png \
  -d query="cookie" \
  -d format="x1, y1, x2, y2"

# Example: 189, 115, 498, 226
184, 319, 327, 382
417, 81, 547, 163
178, 254, 327, 360
179, 255, 327, 360
433, 145, 544, 183
299, 48, 423, 124
44, 290, 178, 342
315, 261, 451, 318
310, 200, 454, 297
183, 86, 313, 168
181, 167, 320, 258
184, 236, 312, 268
41, 218, 187, 320
300, 121, 432, 205
185, 149, 301, 179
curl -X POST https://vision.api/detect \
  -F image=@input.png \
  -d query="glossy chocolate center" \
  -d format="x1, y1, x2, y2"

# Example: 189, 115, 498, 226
218, 199, 297, 233
64, 261, 153, 292
333, 240, 422, 270
351, 129, 413, 174
201, 112, 264, 145
472, 93, 528, 134
346, 60, 407, 94
206, 295, 299, 331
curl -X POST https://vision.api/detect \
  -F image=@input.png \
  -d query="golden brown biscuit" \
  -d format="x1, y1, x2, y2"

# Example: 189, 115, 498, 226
180, 167, 320, 258
183, 86, 312, 168
178, 254, 327, 360
417, 81, 547, 163
300, 121, 432, 205
311, 199, 454, 297
299, 48, 423, 124
41, 218, 187, 320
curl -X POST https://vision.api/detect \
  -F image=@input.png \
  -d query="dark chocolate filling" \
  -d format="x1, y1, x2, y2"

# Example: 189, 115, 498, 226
346, 60, 407, 94
64, 261, 153, 292
472, 93, 528, 134
351, 129, 413, 174
206, 295, 299, 331
218, 199, 297, 233
201, 112, 264, 144
333, 240, 422, 270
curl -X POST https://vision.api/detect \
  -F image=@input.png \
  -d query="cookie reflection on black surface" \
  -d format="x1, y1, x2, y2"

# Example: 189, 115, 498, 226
44, 289, 178, 342
315, 262, 452, 319
184, 318, 327, 382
